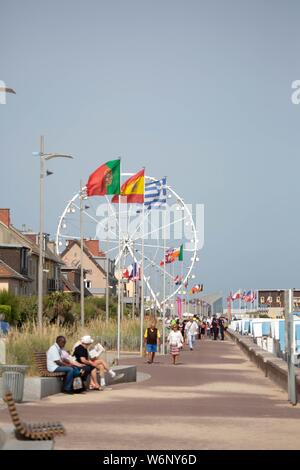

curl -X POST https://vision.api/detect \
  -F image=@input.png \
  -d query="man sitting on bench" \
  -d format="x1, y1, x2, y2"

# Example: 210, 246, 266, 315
47, 335, 83, 395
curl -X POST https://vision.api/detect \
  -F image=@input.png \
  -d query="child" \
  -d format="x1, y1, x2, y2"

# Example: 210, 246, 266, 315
167, 322, 184, 365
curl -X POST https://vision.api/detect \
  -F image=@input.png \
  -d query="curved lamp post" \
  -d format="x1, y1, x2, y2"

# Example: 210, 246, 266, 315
0, 86, 16, 104
33, 136, 74, 328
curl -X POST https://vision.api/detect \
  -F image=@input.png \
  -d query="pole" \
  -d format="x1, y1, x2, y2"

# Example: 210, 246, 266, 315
117, 195, 121, 361
105, 210, 109, 324
80, 180, 85, 327
38, 136, 44, 329
132, 279, 135, 319
140, 204, 145, 356
285, 289, 297, 405
162, 210, 166, 354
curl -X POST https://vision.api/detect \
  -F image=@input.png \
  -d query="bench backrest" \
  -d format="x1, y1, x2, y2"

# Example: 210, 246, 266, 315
4, 392, 25, 435
34, 351, 48, 374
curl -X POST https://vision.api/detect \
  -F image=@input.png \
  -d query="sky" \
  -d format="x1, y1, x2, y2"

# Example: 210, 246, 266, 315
1, 0, 300, 297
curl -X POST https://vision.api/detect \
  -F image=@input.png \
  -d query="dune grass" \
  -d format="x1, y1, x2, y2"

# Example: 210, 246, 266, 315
5, 318, 143, 375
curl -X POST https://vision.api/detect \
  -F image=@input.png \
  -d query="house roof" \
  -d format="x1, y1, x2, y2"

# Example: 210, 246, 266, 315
62, 276, 81, 294
0, 221, 64, 265
0, 259, 30, 281
61, 239, 107, 276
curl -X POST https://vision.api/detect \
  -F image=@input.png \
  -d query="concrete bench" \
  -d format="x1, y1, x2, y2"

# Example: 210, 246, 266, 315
104, 365, 137, 385
0, 365, 137, 401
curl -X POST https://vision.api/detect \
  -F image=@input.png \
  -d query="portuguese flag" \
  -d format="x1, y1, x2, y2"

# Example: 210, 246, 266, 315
86, 160, 120, 196
112, 169, 145, 203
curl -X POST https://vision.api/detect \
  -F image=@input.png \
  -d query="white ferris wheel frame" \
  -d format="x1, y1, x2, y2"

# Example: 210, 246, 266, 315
56, 173, 199, 311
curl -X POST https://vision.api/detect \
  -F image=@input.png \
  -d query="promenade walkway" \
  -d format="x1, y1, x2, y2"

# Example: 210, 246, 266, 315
1, 336, 300, 450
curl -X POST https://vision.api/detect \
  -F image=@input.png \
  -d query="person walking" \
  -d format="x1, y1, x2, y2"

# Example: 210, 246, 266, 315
200, 320, 206, 339
218, 317, 225, 341
144, 319, 160, 364
167, 322, 184, 365
185, 316, 199, 350
212, 316, 219, 340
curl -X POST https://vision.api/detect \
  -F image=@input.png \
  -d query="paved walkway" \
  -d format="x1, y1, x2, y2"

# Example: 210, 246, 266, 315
1, 336, 300, 450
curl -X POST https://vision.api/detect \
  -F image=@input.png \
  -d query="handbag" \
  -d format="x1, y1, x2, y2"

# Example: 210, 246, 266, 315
73, 376, 83, 390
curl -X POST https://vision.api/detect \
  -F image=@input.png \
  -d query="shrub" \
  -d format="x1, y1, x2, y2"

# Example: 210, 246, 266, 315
6, 318, 142, 374
45, 292, 74, 324
0, 304, 11, 322
0, 290, 20, 324
18, 296, 38, 324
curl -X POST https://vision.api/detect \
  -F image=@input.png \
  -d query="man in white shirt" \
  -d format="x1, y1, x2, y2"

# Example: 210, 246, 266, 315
185, 317, 199, 350
47, 335, 82, 394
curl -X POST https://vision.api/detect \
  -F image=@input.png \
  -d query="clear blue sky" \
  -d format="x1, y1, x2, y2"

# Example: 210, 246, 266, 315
1, 0, 300, 296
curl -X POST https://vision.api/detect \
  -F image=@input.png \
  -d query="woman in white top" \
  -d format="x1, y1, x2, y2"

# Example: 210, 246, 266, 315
167, 323, 184, 365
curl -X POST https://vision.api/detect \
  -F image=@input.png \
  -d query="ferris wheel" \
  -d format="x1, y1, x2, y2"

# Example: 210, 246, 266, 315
56, 173, 199, 312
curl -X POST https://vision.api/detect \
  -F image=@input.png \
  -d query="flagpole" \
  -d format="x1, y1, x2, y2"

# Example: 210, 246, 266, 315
162, 209, 166, 355
132, 241, 135, 319
106, 207, 109, 324
117, 193, 121, 362
80, 180, 85, 327
140, 203, 145, 356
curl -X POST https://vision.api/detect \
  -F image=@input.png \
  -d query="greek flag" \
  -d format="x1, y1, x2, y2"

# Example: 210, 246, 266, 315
144, 177, 167, 210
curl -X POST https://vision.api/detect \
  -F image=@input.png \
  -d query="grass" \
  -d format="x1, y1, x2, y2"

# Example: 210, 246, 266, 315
5, 318, 143, 376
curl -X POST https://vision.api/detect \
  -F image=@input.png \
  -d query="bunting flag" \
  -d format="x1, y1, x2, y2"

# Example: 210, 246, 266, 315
176, 296, 182, 318
159, 245, 184, 266
243, 291, 252, 302
174, 275, 183, 285
122, 262, 141, 280
251, 291, 257, 303
86, 160, 120, 196
189, 284, 203, 295
112, 169, 145, 203
232, 290, 242, 300
144, 177, 167, 210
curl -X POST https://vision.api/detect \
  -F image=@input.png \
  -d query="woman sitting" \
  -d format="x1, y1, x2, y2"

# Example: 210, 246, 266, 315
73, 335, 123, 390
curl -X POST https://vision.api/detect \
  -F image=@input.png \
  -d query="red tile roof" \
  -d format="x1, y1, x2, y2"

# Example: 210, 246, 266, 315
0, 260, 29, 281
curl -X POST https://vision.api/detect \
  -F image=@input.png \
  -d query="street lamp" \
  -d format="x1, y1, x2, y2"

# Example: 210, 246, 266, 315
0, 86, 16, 105
34, 135, 74, 328
0, 87, 16, 94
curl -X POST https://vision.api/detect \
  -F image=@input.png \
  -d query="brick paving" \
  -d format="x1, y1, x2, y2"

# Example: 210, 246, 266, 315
1, 336, 300, 450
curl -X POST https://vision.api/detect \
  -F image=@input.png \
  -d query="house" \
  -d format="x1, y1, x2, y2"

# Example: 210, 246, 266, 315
61, 239, 116, 297
258, 289, 300, 318
60, 266, 92, 301
0, 209, 63, 296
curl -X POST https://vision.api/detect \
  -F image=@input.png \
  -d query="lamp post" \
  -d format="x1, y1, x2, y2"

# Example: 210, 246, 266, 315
34, 136, 73, 328
0, 87, 16, 94
0, 85, 16, 105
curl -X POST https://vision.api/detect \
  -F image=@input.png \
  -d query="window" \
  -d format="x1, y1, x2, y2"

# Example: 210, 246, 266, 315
84, 280, 92, 289
276, 296, 281, 303
260, 296, 265, 304
20, 248, 28, 275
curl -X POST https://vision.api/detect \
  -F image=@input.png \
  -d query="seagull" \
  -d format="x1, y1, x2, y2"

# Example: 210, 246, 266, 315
0, 87, 16, 94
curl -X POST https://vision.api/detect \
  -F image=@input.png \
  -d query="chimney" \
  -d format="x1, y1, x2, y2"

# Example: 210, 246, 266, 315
0, 209, 11, 227
23, 233, 38, 245
84, 239, 101, 257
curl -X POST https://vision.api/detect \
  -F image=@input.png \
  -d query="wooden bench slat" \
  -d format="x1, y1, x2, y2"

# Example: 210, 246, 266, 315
4, 392, 65, 441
